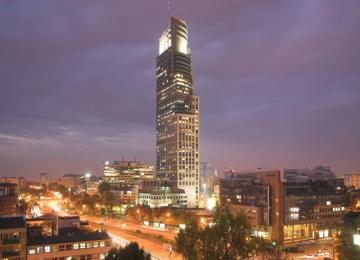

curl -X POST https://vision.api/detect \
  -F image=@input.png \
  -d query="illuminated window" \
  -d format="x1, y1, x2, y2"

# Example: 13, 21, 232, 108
80, 243, 86, 249
100, 241, 105, 247
45, 246, 51, 253
87, 242, 92, 248
93, 242, 98, 248
29, 249, 36, 254
73, 243, 79, 250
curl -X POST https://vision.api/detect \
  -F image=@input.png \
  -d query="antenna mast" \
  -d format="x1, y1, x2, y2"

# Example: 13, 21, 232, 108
167, 0, 171, 24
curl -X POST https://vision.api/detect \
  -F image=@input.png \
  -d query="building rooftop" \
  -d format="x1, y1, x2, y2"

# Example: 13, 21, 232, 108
0, 216, 26, 230
28, 229, 109, 246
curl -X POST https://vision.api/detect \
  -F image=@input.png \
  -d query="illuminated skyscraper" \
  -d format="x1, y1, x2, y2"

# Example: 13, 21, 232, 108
156, 17, 200, 207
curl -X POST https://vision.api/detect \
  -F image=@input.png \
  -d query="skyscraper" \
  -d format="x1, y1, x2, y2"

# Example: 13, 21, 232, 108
156, 17, 200, 208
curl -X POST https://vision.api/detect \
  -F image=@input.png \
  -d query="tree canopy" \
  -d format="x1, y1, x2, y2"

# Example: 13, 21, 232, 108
337, 215, 360, 260
105, 242, 151, 260
176, 210, 280, 260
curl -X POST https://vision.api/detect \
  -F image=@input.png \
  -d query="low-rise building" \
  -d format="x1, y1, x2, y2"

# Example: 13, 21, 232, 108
0, 183, 19, 216
0, 177, 26, 192
103, 160, 154, 187
344, 173, 360, 189
139, 185, 187, 208
60, 174, 81, 192
220, 168, 347, 244
0, 215, 27, 260
27, 229, 111, 260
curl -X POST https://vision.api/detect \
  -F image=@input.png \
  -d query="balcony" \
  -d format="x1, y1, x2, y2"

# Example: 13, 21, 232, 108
2, 251, 20, 257
2, 237, 20, 244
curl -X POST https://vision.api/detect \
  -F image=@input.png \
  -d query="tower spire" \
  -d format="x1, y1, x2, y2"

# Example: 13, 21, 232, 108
167, 0, 171, 24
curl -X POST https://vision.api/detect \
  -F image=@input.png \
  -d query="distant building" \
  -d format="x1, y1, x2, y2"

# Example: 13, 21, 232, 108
40, 172, 50, 186
56, 216, 81, 234
0, 177, 26, 192
60, 174, 81, 192
27, 229, 111, 260
103, 160, 154, 187
0, 215, 27, 260
0, 183, 19, 216
284, 165, 336, 182
87, 180, 100, 195
220, 168, 347, 243
138, 179, 187, 208
344, 173, 360, 189
199, 162, 219, 209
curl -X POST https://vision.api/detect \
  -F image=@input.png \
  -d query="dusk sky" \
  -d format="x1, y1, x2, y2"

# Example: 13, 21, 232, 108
1, 0, 360, 179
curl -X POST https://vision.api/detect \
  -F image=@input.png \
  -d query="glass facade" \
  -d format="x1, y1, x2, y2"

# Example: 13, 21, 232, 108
156, 17, 200, 207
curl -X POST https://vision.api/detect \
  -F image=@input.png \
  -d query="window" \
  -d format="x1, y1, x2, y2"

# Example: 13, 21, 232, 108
100, 241, 105, 247
45, 246, 51, 253
37, 246, 44, 253
93, 242, 98, 248
29, 249, 36, 254
87, 242, 92, 248
80, 243, 86, 249
73, 243, 79, 250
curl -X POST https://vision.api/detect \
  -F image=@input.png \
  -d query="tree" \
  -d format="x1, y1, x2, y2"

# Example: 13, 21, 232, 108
98, 182, 111, 194
176, 210, 279, 260
105, 242, 151, 260
338, 215, 360, 260
18, 199, 28, 215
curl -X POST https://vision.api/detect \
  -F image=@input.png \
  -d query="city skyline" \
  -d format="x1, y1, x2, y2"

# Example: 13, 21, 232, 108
1, 0, 360, 178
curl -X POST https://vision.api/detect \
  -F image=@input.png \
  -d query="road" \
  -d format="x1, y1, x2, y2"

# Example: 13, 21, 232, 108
36, 196, 181, 260
88, 220, 181, 260
285, 238, 335, 260
81, 215, 181, 260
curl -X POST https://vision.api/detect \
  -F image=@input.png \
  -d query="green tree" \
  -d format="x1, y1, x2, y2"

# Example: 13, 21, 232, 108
105, 242, 151, 260
176, 210, 279, 260
338, 216, 360, 260
98, 182, 111, 194
18, 199, 28, 215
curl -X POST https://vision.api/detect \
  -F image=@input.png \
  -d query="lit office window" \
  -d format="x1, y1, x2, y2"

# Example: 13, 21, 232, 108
100, 241, 105, 247
45, 246, 51, 253
80, 243, 86, 249
73, 243, 79, 250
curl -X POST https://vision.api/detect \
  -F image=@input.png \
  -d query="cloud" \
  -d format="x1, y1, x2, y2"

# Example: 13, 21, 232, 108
0, 0, 360, 177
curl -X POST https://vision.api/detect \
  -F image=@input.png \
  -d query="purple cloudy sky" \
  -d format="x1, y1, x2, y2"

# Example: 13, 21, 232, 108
1, 0, 360, 179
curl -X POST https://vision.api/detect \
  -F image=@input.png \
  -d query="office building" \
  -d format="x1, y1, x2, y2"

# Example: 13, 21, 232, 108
139, 186, 187, 208
156, 17, 200, 207
220, 168, 347, 243
60, 174, 81, 192
0, 215, 27, 260
103, 160, 154, 187
344, 173, 360, 189
40, 172, 50, 186
0, 177, 26, 192
0, 183, 19, 216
